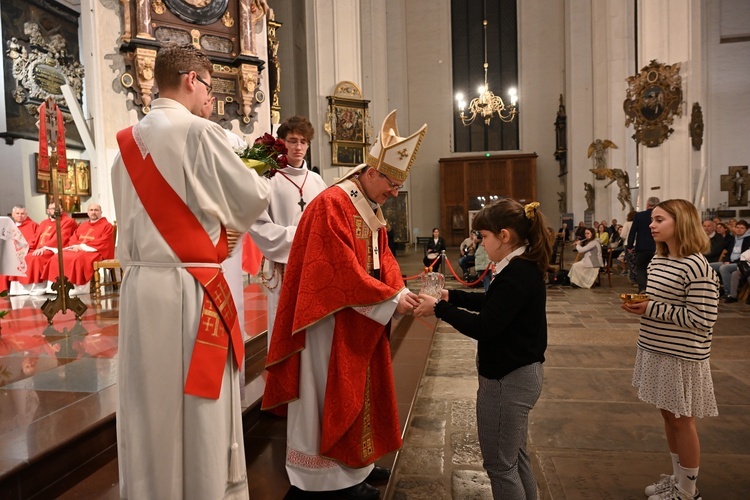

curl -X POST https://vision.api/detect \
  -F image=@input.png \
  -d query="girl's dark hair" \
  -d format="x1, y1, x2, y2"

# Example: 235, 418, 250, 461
581, 227, 596, 246
472, 199, 552, 275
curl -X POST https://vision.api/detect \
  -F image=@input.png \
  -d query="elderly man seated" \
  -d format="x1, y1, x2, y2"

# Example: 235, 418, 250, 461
10, 202, 77, 295
43, 204, 114, 296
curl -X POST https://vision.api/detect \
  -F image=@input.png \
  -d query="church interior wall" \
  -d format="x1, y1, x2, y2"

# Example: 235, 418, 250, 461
704, 0, 750, 211
2, 0, 748, 233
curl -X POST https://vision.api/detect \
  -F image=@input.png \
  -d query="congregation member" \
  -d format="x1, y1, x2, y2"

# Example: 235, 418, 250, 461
568, 227, 603, 289
248, 115, 327, 350
423, 227, 447, 270
724, 248, 750, 305
111, 43, 269, 499
457, 231, 478, 280
414, 199, 551, 500
0, 205, 38, 293
10, 202, 77, 296
701, 219, 725, 263
596, 222, 610, 246
42, 204, 114, 296
715, 221, 729, 241
607, 218, 618, 236
574, 221, 587, 240
713, 219, 750, 301
622, 199, 719, 500
262, 110, 425, 499
627, 196, 659, 292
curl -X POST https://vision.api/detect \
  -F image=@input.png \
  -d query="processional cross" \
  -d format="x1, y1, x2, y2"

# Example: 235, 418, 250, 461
38, 97, 87, 323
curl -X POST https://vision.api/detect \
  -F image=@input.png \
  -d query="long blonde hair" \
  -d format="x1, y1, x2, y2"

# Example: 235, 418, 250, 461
654, 199, 709, 257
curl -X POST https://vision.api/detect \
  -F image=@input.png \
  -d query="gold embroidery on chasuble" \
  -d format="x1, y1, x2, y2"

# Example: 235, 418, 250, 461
360, 366, 375, 461
354, 216, 375, 275
78, 229, 96, 243
41, 226, 54, 241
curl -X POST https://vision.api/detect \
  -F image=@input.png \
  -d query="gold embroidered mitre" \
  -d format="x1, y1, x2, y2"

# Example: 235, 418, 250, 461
365, 110, 427, 182
337, 109, 427, 184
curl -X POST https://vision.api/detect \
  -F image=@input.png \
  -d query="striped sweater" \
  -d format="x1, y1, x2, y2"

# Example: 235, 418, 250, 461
638, 253, 719, 361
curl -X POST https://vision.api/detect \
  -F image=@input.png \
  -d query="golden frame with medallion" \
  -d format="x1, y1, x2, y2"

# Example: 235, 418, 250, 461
623, 60, 683, 148
325, 81, 371, 166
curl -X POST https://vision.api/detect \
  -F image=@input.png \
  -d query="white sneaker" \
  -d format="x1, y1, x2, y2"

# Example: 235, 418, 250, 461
645, 474, 674, 496
647, 483, 701, 500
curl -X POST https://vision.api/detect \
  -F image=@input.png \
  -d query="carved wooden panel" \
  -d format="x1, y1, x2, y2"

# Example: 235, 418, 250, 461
439, 154, 538, 246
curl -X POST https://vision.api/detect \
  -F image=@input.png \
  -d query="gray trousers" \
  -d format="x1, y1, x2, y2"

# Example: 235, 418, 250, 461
477, 362, 543, 500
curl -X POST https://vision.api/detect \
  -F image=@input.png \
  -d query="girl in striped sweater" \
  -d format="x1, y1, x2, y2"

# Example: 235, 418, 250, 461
622, 199, 719, 500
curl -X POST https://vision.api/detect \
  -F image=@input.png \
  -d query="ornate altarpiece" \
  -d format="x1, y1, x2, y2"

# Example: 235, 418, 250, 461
1, 0, 85, 147
119, 0, 280, 129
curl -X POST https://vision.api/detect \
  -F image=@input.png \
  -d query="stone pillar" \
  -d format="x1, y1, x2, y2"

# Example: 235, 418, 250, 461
306, 0, 363, 185
637, 0, 704, 204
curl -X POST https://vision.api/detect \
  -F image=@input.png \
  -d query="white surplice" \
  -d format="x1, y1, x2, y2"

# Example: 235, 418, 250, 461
111, 98, 270, 500
247, 161, 327, 349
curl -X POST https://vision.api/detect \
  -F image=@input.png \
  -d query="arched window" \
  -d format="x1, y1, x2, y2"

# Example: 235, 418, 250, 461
452, 0, 519, 152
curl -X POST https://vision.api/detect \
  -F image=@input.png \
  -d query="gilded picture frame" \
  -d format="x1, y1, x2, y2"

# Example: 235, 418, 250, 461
623, 60, 683, 148
325, 81, 371, 166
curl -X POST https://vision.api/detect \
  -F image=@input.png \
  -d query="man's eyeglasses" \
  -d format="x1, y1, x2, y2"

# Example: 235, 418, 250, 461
178, 70, 212, 94
285, 138, 309, 148
378, 172, 404, 191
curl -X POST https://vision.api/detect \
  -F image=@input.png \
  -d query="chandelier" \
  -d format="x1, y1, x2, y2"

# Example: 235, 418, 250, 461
455, 2, 518, 126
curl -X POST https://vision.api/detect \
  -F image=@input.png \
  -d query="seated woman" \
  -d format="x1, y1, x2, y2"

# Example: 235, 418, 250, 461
569, 228, 603, 288
423, 227, 447, 270
608, 225, 626, 273
597, 223, 610, 247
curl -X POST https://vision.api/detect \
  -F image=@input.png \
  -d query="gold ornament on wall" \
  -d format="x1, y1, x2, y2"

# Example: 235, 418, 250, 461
623, 60, 683, 147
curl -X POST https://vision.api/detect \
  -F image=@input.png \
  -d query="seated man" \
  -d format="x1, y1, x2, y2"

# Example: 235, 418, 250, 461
10, 202, 77, 295
724, 248, 750, 304
0, 205, 38, 293
43, 204, 114, 296
457, 231, 477, 279
701, 219, 724, 263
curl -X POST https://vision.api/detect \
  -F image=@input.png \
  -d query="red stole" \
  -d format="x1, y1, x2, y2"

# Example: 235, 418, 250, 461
117, 126, 242, 399
262, 187, 404, 467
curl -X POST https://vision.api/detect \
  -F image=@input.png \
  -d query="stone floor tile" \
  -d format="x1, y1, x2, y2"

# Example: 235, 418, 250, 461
403, 416, 446, 447
391, 477, 449, 500
450, 400, 476, 431
411, 398, 449, 418
449, 432, 482, 466
451, 469, 492, 499
395, 447, 445, 476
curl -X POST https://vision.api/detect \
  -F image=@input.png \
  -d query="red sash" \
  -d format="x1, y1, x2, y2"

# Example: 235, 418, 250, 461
117, 126, 242, 399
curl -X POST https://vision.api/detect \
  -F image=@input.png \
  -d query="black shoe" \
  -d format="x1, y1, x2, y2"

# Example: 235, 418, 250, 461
366, 465, 391, 482
725, 297, 738, 303
338, 481, 380, 500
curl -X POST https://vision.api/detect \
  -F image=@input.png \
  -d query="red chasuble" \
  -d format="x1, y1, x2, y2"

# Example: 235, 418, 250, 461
45, 218, 115, 285
18, 215, 77, 284
262, 186, 404, 468
17, 218, 39, 249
